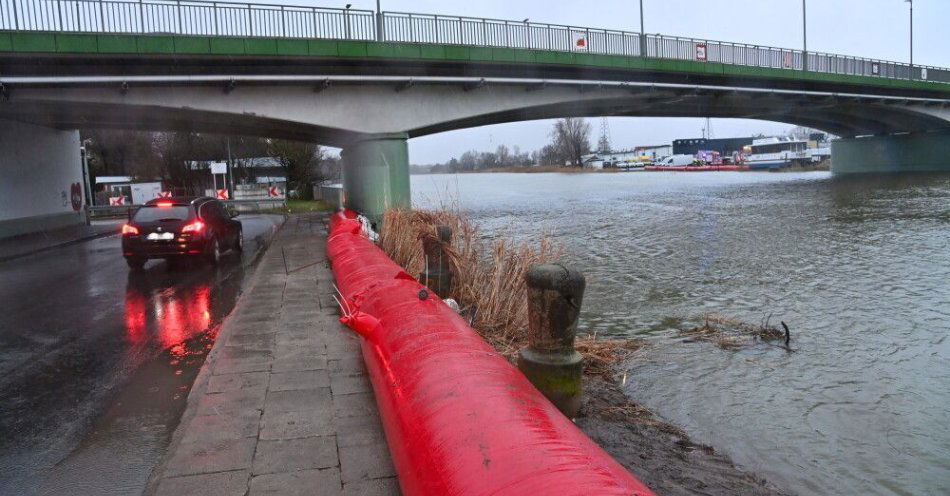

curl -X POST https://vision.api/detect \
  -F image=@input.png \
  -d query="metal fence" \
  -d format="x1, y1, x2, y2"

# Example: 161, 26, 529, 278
0, 0, 376, 39
2, 0, 949, 84
87, 198, 286, 219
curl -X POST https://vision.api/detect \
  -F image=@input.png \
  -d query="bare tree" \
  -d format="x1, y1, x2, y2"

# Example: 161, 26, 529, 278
267, 139, 323, 199
153, 131, 208, 194
81, 129, 160, 180
551, 117, 592, 167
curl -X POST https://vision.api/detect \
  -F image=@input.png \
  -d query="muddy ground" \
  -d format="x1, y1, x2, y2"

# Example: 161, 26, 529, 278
576, 377, 789, 496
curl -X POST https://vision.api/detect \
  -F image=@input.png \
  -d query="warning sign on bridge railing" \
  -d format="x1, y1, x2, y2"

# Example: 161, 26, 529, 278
216, 189, 230, 200
268, 186, 281, 198
695, 43, 707, 61
157, 191, 172, 199
573, 32, 587, 51
109, 196, 126, 206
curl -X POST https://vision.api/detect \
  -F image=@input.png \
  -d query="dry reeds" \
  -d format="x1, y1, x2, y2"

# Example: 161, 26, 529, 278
378, 207, 648, 379
679, 313, 788, 350
576, 336, 646, 381
379, 207, 561, 354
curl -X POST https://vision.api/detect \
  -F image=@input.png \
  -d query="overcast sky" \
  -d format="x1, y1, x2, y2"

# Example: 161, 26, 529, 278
331, 0, 948, 163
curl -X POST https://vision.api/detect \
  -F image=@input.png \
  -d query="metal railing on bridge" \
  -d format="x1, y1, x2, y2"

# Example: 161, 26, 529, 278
2, 0, 949, 85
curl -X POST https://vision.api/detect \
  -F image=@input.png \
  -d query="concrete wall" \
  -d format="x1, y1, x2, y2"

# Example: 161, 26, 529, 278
832, 131, 950, 174
0, 119, 84, 237
315, 183, 345, 210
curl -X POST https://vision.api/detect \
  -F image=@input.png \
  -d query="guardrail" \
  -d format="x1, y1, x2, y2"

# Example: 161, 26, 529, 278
0, 0, 376, 39
2, 0, 948, 85
87, 198, 287, 218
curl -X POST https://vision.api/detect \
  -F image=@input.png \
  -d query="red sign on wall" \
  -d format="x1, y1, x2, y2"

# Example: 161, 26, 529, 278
70, 182, 83, 211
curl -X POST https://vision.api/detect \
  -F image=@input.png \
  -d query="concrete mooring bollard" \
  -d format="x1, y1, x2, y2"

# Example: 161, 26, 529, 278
420, 224, 454, 297
517, 263, 585, 418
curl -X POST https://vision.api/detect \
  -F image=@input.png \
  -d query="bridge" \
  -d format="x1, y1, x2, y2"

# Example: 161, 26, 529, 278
2, 0, 950, 232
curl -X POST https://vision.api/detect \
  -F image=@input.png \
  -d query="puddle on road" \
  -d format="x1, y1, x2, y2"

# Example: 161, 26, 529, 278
38, 331, 215, 495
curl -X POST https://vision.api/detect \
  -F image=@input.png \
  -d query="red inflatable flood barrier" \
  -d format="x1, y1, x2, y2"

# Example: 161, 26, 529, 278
327, 210, 655, 496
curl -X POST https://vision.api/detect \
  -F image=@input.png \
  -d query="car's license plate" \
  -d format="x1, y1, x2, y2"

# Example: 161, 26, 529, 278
147, 232, 175, 241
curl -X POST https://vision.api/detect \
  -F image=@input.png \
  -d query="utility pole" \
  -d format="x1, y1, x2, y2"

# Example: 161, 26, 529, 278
802, 0, 807, 70
80, 143, 93, 218
639, 0, 646, 57
598, 118, 611, 154
226, 137, 233, 198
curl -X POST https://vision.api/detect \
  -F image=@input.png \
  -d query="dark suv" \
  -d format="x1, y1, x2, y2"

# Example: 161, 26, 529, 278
122, 197, 242, 269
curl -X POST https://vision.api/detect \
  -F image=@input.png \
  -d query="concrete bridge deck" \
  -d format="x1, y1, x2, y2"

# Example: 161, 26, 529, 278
149, 213, 398, 496
3, 1, 950, 230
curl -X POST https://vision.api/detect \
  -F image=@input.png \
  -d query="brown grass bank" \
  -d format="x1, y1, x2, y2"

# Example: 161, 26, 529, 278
377, 207, 634, 364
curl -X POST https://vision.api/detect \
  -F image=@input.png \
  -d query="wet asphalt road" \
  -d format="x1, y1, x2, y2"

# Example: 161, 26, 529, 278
0, 214, 284, 495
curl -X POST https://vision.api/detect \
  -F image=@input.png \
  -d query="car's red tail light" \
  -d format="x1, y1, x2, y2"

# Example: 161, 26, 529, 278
181, 220, 205, 234
156, 201, 174, 208
121, 224, 139, 236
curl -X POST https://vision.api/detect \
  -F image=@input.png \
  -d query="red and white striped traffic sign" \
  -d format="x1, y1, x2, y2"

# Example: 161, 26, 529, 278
695, 42, 707, 61
157, 191, 172, 199
268, 186, 280, 198
216, 189, 230, 200
109, 196, 126, 206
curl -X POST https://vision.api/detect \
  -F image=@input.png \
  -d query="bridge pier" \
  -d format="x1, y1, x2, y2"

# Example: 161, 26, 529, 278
832, 130, 950, 174
0, 119, 86, 238
342, 133, 410, 225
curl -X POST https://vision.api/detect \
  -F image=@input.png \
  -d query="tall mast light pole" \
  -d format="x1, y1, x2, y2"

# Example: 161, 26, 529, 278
802, 0, 807, 70
639, 0, 645, 57
376, 0, 382, 41
906, 0, 913, 70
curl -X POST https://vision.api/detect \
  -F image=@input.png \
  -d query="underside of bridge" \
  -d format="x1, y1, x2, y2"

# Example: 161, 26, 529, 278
1, 71, 950, 224
3, 77, 949, 221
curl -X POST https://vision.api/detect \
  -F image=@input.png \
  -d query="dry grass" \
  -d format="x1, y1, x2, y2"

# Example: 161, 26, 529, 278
378, 207, 643, 378
576, 336, 646, 380
379, 207, 559, 352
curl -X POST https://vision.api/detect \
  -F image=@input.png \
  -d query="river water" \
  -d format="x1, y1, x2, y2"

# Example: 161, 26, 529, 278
412, 171, 950, 496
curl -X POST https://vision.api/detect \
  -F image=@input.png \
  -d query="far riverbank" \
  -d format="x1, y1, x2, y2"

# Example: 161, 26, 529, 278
415, 160, 830, 174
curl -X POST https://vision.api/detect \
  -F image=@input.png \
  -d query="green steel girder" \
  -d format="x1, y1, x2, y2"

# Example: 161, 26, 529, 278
2, 31, 949, 97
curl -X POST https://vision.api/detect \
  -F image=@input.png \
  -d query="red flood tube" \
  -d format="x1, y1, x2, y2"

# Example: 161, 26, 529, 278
327, 210, 655, 496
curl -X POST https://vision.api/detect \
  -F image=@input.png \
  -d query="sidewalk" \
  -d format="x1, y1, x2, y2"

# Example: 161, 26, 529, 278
150, 213, 399, 496
0, 221, 120, 262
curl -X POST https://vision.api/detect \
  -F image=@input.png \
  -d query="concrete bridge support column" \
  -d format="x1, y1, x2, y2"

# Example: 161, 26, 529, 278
832, 130, 950, 174
342, 133, 410, 225
0, 119, 86, 238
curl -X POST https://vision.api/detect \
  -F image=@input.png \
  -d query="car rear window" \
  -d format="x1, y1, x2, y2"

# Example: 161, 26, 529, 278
133, 206, 190, 222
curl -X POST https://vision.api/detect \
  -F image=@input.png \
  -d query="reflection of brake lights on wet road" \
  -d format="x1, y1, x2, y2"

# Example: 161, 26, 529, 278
124, 283, 213, 349
124, 289, 147, 344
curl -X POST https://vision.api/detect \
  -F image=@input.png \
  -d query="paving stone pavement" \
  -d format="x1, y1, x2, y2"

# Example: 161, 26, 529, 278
151, 213, 400, 496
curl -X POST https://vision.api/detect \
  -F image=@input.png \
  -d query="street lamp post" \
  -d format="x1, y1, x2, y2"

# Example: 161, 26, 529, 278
906, 0, 913, 72
376, 0, 383, 42
639, 0, 646, 57
344, 3, 351, 40
802, 0, 807, 70
80, 143, 93, 209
